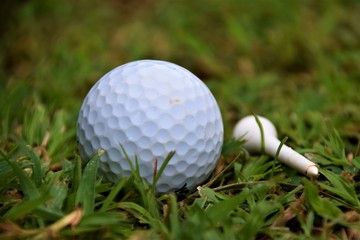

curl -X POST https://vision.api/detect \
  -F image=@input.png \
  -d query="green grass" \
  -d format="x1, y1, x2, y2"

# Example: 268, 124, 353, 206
1, 0, 360, 239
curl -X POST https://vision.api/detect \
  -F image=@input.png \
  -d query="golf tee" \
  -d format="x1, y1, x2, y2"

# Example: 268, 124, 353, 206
265, 137, 319, 178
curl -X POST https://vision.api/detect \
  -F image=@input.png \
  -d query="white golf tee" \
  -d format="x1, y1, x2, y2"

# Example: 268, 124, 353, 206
233, 115, 319, 178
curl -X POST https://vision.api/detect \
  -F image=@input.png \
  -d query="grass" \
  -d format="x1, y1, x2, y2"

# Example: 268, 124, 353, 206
1, 0, 360, 239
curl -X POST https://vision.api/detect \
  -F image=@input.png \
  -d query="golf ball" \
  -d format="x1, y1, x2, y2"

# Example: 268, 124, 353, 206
77, 60, 223, 193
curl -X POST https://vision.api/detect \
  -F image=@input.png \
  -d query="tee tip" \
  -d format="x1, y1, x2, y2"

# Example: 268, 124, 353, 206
306, 165, 319, 178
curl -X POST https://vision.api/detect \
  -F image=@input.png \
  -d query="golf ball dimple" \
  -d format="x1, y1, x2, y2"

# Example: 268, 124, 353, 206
77, 59, 224, 193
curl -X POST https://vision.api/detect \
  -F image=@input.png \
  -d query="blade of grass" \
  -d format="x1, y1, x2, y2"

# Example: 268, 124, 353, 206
0, 155, 18, 191
318, 169, 359, 207
303, 178, 342, 220
272, 136, 288, 178
198, 186, 229, 203
204, 190, 249, 223
352, 156, 360, 169
1, 151, 40, 200
151, 151, 175, 193
239, 200, 280, 239
254, 114, 265, 154
120, 145, 137, 176
33, 206, 65, 221
75, 150, 101, 215
78, 211, 124, 227
64, 155, 82, 212
100, 178, 127, 212
314, 121, 349, 166
71, 155, 82, 194
117, 201, 154, 225
3, 194, 53, 220
40, 171, 68, 212
118, 201, 168, 235
168, 194, 180, 237
325, 121, 346, 160
28, 146, 44, 187
203, 153, 240, 188
120, 145, 150, 209
241, 156, 279, 181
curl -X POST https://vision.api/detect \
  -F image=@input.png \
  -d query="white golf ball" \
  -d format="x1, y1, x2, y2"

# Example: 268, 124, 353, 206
77, 60, 223, 193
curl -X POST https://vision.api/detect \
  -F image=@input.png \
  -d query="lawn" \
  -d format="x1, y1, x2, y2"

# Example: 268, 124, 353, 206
1, 0, 360, 239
